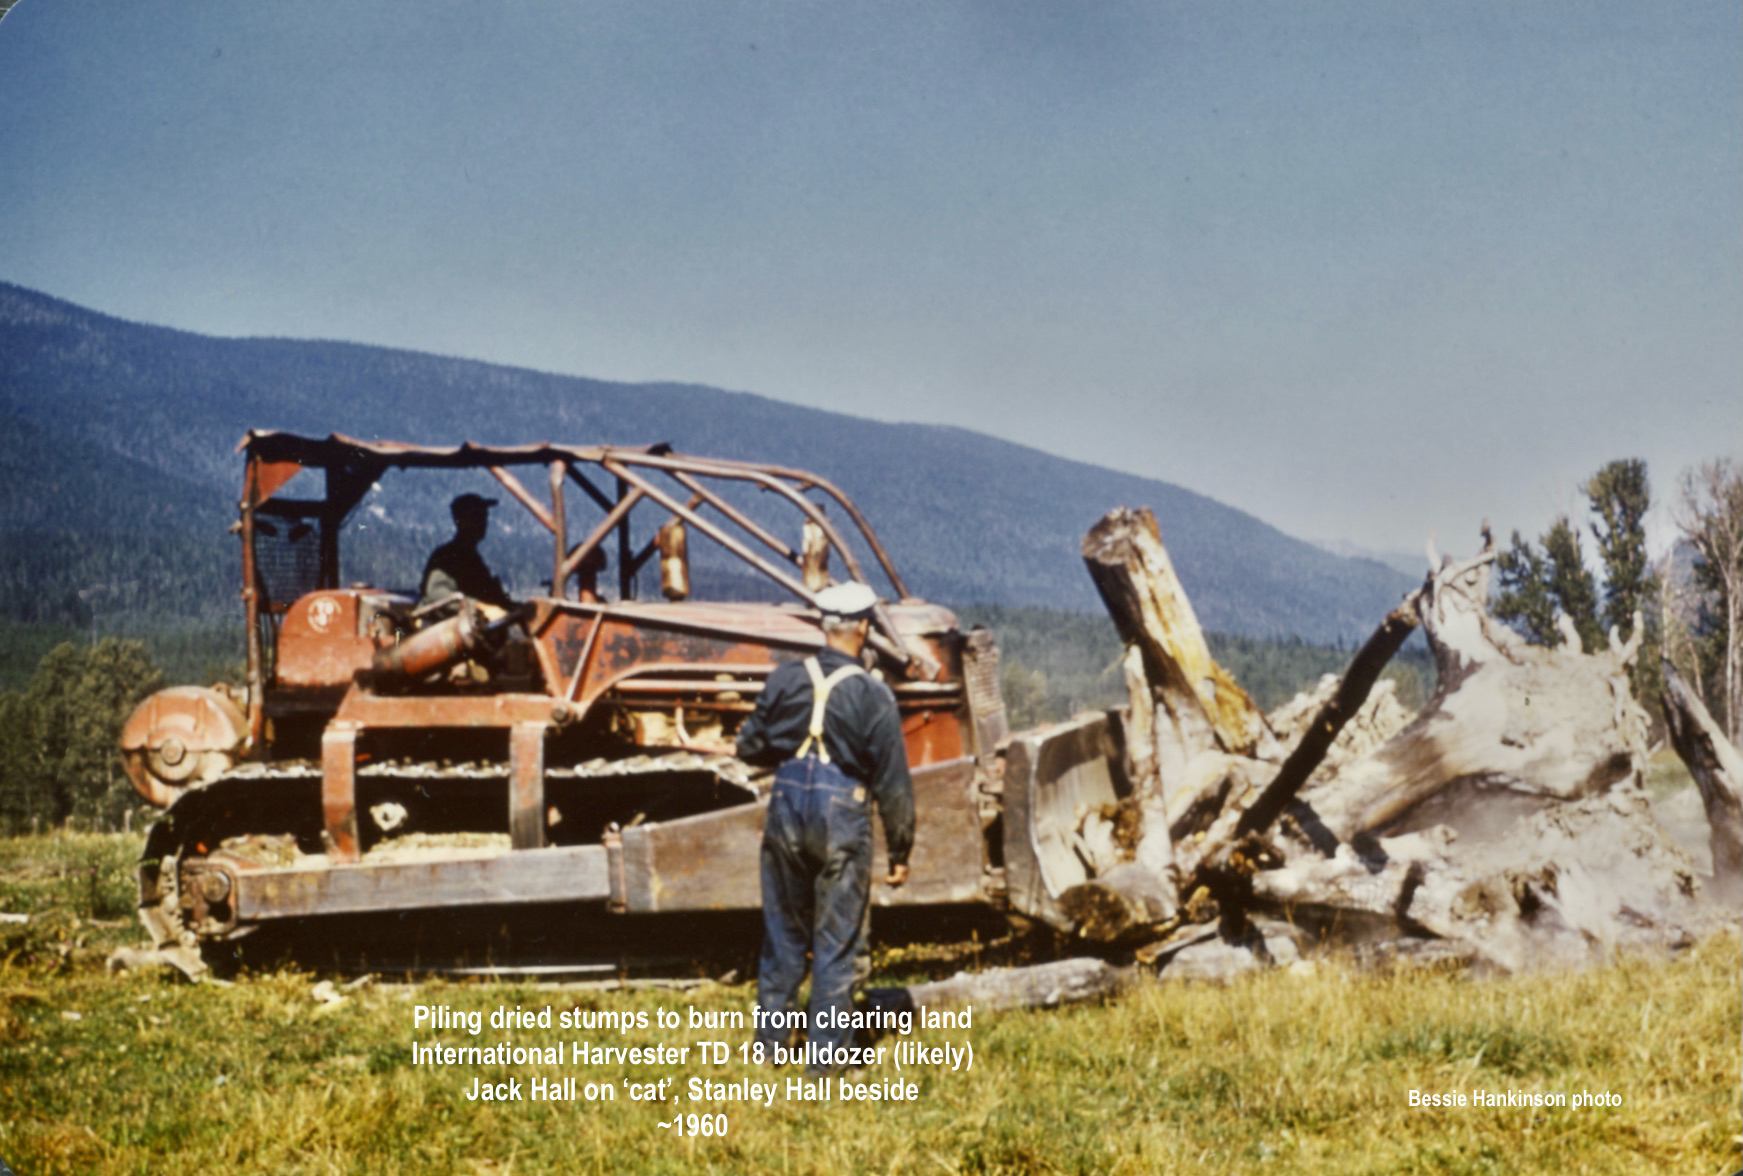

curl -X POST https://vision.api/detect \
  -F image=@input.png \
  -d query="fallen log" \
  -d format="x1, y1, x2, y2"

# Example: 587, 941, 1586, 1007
897, 957, 1135, 1013
1235, 594, 1425, 840
1055, 862, 1181, 943
1661, 661, 1743, 883
1150, 917, 1304, 982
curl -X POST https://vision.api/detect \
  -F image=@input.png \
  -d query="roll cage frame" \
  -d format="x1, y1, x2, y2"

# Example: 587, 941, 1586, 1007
237, 431, 923, 724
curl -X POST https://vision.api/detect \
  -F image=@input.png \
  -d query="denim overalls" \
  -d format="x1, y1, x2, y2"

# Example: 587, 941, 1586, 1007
754, 658, 871, 1069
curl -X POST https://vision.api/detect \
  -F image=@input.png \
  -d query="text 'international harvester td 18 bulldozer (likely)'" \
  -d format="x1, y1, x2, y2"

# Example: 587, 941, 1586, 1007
118, 433, 1126, 975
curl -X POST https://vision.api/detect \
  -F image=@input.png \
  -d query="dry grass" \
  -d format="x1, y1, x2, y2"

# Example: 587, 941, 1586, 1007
0, 832, 1737, 1175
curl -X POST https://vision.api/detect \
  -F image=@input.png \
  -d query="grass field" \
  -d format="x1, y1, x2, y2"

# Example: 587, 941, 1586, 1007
1, 832, 1737, 1175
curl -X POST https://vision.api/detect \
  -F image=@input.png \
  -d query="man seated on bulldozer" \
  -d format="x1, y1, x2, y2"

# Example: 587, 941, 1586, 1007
420, 493, 515, 616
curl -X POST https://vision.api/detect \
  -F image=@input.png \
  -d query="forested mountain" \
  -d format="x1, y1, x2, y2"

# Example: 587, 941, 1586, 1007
0, 281, 1416, 640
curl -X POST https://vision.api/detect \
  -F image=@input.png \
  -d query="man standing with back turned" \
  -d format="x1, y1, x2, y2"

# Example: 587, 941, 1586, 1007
736, 581, 914, 1075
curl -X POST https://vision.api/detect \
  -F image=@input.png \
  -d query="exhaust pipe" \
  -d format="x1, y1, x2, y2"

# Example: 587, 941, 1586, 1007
372, 603, 485, 682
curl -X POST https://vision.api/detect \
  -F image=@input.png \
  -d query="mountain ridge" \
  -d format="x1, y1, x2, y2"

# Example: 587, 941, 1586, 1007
0, 280, 1416, 640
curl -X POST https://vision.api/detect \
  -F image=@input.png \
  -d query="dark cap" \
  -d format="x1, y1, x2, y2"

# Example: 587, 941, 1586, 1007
451, 493, 499, 517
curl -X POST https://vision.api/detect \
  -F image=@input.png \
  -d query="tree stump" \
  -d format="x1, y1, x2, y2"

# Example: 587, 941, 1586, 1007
1661, 660, 1743, 884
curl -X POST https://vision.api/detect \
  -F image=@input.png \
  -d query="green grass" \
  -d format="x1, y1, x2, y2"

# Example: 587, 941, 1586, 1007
0, 833, 1737, 1175
1646, 747, 1697, 800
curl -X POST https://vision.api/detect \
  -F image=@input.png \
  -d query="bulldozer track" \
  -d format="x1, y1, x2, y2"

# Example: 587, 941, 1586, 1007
137, 751, 775, 974
203, 749, 768, 790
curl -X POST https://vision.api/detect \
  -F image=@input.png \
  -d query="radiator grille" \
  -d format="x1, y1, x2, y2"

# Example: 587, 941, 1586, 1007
254, 518, 320, 607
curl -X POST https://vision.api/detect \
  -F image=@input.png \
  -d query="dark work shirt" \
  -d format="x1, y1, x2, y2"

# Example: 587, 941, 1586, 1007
420, 539, 512, 608
737, 647, 916, 866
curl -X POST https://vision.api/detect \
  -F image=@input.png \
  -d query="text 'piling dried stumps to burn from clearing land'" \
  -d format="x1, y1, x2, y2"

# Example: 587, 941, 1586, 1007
406, 1002, 975, 1135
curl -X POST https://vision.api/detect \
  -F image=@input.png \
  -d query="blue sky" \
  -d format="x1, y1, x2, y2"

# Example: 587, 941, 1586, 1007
1, 1, 1736, 559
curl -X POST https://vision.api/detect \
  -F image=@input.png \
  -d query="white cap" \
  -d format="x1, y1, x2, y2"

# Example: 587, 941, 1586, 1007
814, 581, 879, 620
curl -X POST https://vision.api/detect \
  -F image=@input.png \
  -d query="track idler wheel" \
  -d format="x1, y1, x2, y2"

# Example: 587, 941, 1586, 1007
120, 687, 249, 808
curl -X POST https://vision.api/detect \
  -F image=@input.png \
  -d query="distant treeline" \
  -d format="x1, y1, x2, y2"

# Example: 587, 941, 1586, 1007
957, 604, 1435, 730
0, 530, 239, 627
0, 622, 243, 695
0, 602, 1436, 833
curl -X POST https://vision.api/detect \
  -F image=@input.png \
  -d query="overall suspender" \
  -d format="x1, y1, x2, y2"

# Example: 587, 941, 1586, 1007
793, 656, 865, 764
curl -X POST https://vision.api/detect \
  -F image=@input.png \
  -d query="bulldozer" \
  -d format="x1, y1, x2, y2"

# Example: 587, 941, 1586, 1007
119, 432, 1122, 974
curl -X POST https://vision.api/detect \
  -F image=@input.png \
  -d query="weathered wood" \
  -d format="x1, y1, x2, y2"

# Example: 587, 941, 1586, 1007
1235, 595, 1423, 839
107, 944, 208, 982
1152, 917, 1304, 982
901, 957, 1135, 1012
1054, 749, 1266, 942
1154, 594, 1425, 892
1293, 536, 1651, 842
1120, 645, 1160, 786
1053, 507, 1290, 943
1083, 507, 1276, 763
1661, 660, 1743, 880
1249, 787, 1722, 972
1061, 516, 1421, 942
1267, 675, 1414, 786
1043, 519, 1717, 975
1055, 863, 1178, 941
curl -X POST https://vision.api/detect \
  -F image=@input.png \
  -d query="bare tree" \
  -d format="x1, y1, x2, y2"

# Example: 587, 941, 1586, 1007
1660, 571, 1706, 705
1677, 459, 1743, 745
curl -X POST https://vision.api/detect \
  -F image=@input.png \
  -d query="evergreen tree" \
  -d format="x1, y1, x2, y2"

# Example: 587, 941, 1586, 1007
1495, 514, 1603, 650
1541, 515, 1604, 651
1490, 460, 1664, 715
1584, 458, 1660, 703
0, 639, 163, 832
1493, 530, 1559, 645
1585, 460, 1657, 633
0, 692, 46, 833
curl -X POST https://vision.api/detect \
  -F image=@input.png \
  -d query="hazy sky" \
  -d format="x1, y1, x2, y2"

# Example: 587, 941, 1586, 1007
1, 1, 1736, 559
